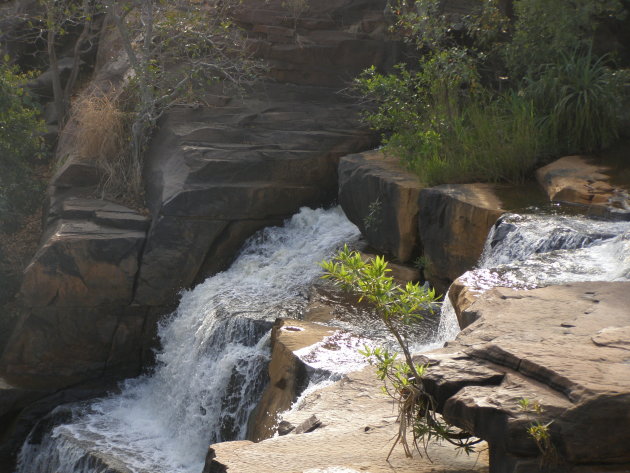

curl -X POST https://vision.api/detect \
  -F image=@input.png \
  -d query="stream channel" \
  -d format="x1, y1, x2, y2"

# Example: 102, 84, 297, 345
15, 203, 630, 473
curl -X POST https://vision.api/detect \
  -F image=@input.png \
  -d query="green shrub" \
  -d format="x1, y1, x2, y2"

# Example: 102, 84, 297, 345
321, 247, 481, 457
506, 0, 626, 79
524, 47, 630, 154
0, 61, 46, 231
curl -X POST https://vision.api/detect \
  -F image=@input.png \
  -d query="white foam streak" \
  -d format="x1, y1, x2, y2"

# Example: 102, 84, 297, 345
18, 207, 361, 473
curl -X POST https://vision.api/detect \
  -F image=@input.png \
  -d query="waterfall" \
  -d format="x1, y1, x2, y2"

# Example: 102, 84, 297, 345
457, 212, 630, 301
17, 207, 362, 473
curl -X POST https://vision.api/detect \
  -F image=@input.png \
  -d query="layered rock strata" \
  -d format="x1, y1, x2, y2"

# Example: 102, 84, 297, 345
338, 151, 505, 291
418, 282, 630, 472
0, 0, 398, 465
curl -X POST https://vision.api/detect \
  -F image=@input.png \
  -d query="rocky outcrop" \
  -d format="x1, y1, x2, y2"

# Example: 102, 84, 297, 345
536, 155, 630, 219
339, 150, 425, 263
338, 151, 505, 290
136, 83, 375, 306
418, 184, 505, 292
235, 0, 404, 87
247, 319, 335, 442
417, 282, 630, 473
0, 1, 395, 464
205, 365, 489, 473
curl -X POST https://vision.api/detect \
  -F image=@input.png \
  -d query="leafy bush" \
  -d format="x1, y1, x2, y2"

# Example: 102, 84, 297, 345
0, 62, 46, 231
356, 0, 628, 185
356, 66, 540, 184
506, 0, 626, 78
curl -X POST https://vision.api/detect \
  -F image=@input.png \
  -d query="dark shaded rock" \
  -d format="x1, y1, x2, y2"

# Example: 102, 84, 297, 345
20, 220, 145, 308
235, 0, 404, 87
418, 184, 505, 292
421, 282, 630, 472
277, 420, 295, 436
294, 414, 322, 434
137, 83, 375, 306
50, 158, 101, 189
339, 150, 424, 263
1, 304, 147, 388
0, 377, 119, 470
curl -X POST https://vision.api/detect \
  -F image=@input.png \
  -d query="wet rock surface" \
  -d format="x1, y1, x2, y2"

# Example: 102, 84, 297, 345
419, 282, 630, 472
418, 184, 505, 293
247, 319, 335, 442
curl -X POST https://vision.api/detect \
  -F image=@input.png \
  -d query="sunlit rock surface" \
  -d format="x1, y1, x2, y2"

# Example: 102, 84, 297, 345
419, 282, 630, 472
205, 365, 489, 473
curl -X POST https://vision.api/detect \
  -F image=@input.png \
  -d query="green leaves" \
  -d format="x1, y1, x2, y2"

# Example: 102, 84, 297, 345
0, 62, 46, 231
321, 245, 438, 323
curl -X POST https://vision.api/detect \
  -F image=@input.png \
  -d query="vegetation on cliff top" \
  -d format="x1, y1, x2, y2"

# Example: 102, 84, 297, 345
0, 62, 46, 232
355, 0, 630, 185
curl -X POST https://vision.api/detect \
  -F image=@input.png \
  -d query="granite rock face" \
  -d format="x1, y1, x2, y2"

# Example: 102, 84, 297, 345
246, 319, 335, 442
0, 1, 392, 465
418, 184, 505, 292
136, 83, 375, 306
235, 0, 405, 87
339, 150, 425, 263
338, 152, 505, 290
418, 282, 630, 473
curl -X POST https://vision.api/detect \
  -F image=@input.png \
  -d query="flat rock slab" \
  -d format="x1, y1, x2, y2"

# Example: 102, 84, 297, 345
206, 366, 489, 473
421, 282, 630, 471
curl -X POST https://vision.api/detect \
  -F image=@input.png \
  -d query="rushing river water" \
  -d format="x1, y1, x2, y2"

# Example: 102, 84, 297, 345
17, 207, 366, 473
17, 204, 630, 473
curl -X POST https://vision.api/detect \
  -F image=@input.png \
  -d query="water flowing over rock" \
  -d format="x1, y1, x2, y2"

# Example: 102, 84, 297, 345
422, 206, 630, 472
449, 213, 630, 325
205, 364, 490, 473
16, 207, 361, 473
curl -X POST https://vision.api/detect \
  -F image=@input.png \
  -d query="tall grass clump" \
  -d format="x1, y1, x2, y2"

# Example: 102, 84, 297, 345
524, 47, 630, 154
70, 92, 141, 203
383, 91, 540, 185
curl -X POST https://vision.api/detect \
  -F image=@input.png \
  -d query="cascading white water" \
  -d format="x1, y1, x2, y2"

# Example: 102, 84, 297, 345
458, 212, 630, 298
17, 207, 362, 473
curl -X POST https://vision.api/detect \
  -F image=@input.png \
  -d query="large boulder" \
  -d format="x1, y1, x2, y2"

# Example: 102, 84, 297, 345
536, 155, 630, 220
418, 184, 505, 292
136, 83, 375, 306
246, 319, 335, 442
338, 150, 424, 263
1, 199, 150, 386
418, 282, 630, 472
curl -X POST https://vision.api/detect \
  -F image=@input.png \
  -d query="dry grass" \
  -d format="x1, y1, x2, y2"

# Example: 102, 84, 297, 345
70, 91, 143, 204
